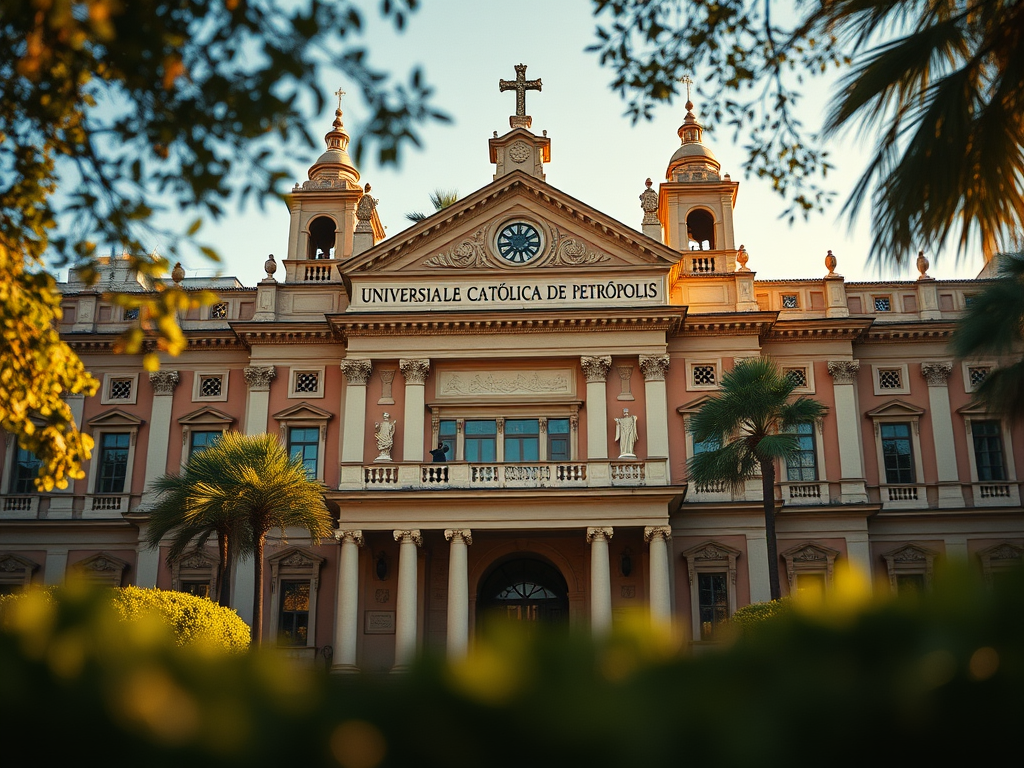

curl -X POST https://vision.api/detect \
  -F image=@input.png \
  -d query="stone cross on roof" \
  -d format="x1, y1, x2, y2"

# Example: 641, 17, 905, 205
334, 87, 346, 111
499, 63, 542, 130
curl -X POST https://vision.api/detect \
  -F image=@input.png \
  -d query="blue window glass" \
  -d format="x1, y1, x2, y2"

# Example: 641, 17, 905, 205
881, 423, 914, 484
189, 430, 222, 458
438, 420, 457, 460
97, 432, 130, 493
973, 420, 1006, 481
465, 420, 496, 462
504, 419, 539, 462
786, 422, 817, 481
12, 446, 41, 494
288, 427, 319, 478
548, 418, 570, 462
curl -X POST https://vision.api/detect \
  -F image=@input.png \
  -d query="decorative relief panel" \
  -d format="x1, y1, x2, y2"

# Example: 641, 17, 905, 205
436, 369, 574, 399
423, 229, 487, 269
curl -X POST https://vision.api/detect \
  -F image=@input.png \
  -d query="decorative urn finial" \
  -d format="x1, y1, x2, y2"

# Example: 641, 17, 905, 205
264, 254, 277, 279
825, 249, 837, 276
736, 244, 750, 272
916, 250, 930, 279
171, 262, 185, 284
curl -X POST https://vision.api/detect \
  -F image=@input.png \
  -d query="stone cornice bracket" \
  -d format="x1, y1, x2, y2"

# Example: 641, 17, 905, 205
639, 355, 670, 382
149, 370, 180, 395
243, 365, 276, 391
400, 359, 430, 385
393, 529, 423, 546
581, 355, 612, 383
827, 360, 860, 385
340, 359, 372, 385
586, 526, 614, 543
644, 525, 672, 543
444, 529, 473, 545
921, 361, 953, 387
335, 530, 365, 547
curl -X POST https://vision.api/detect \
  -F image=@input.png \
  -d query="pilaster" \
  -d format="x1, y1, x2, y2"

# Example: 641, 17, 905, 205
142, 370, 179, 509
827, 360, 868, 503
921, 362, 965, 507
340, 360, 372, 487
639, 355, 671, 464
400, 359, 430, 463
243, 366, 276, 436
581, 356, 612, 460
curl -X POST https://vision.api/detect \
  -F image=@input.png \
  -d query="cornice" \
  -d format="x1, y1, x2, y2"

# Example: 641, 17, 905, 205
680, 311, 777, 338
328, 485, 687, 503
765, 317, 874, 341
328, 306, 687, 340
860, 321, 957, 343
229, 322, 336, 347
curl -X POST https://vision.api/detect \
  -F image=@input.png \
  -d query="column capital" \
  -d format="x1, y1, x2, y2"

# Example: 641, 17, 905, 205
827, 359, 860, 385
243, 365, 276, 391
921, 361, 953, 387
341, 359, 372, 385
639, 355, 670, 382
335, 530, 364, 546
581, 355, 612, 383
394, 529, 423, 546
148, 370, 180, 395
444, 529, 473, 545
644, 525, 672, 543
586, 526, 614, 543
400, 359, 430, 385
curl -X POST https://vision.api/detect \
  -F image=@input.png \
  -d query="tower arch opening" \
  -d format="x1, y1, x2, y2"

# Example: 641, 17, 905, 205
307, 215, 337, 259
686, 208, 716, 251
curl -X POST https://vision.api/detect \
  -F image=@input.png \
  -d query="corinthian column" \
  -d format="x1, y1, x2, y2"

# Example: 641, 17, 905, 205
826, 360, 868, 504
445, 529, 472, 658
137, 370, 179, 587
332, 530, 363, 673
400, 359, 430, 463
243, 366, 276, 435
921, 362, 964, 507
639, 355, 671, 461
645, 525, 673, 626
587, 527, 614, 634
340, 360, 372, 463
393, 529, 422, 670
581, 356, 612, 460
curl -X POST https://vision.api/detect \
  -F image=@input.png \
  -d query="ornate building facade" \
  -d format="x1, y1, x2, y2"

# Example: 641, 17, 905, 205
2, 76, 1022, 671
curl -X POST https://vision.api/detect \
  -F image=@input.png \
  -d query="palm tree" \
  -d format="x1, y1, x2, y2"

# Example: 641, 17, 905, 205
687, 358, 827, 601
950, 253, 1024, 422
147, 432, 334, 643
405, 188, 459, 223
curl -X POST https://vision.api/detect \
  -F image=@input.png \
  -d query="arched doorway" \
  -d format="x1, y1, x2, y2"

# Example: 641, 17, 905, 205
477, 556, 569, 626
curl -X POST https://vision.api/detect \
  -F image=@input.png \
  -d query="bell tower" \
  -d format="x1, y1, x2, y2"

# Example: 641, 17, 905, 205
285, 89, 383, 267
656, 81, 740, 269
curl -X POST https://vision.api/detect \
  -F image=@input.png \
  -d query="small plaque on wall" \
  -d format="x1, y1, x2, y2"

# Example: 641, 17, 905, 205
364, 610, 396, 634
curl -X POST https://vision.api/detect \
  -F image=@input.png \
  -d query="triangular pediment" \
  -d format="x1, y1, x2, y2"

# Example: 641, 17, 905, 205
272, 402, 333, 422
344, 171, 680, 276
866, 399, 926, 419
86, 409, 144, 428
677, 395, 717, 415
179, 406, 235, 427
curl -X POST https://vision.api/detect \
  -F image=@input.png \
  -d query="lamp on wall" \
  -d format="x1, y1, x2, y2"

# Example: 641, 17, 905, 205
620, 548, 633, 578
375, 552, 389, 581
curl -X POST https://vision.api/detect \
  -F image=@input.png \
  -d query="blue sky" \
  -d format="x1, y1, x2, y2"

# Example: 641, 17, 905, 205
166, 0, 981, 287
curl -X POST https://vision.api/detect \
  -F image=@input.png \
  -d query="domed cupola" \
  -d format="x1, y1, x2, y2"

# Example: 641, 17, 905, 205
307, 107, 360, 188
665, 99, 721, 183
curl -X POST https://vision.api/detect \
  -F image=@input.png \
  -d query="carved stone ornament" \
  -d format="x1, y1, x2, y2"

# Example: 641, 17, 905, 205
580, 355, 612, 383
355, 183, 378, 233
985, 543, 1022, 563
301, 177, 353, 191
393, 529, 423, 546
340, 359, 372, 385
548, 230, 611, 267
827, 360, 860, 385
281, 551, 317, 568
335, 529, 365, 547
921, 361, 953, 387
640, 178, 659, 225
639, 354, 671, 382
243, 366, 276, 391
180, 552, 213, 570
586, 527, 614, 543
423, 229, 487, 269
644, 525, 672, 543
149, 370, 180, 395
439, 370, 571, 397
374, 413, 397, 462
694, 544, 727, 561
893, 547, 927, 563
507, 141, 531, 164
378, 369, 396, 404
400, 359, 430, 385
444, 529, 473, 545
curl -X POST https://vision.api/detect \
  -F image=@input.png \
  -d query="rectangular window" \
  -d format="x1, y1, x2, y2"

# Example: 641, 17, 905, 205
548, 418, 570, 462
784, 367, 807, 388
288, 427, 319, 478
464, 420, 497, 462
692, 365, 717, 387
693, 434, 721, 455
12, 446, 41, 494
504, 419, 540, 462
895, 573, 926, 595
973, 420, 1007, 482
795, 572, 826, 600
786, 422, 818, 482
189, 430, 222, 457
697, 572, 728, 640
97, 432, 130, 493
874, 296, 892, 312
294, 372, 320, 394
108, 378, 133, 400
781, 294, 799, 309
881, 423, 915, 484
438, 420, 457, 460
278, 580, 310, 646
180, 581, 210, 599
878, 368, 903, 390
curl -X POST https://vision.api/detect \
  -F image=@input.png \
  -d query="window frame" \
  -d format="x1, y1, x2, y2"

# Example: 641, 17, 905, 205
976, 542, 1023, 586
170, 549, 218, 599
71, 552, 130, 587
191, 370, 230, 403
958, 406, 1020, 507
178, 406, 235, 465
0, 553, 40, 593
288, 367, 326, 399
273, 403, 332, 483
85, 409, 143, 513
100, 372, 140, 405
681, 540, 740, 642
428, 404, 581, 463
881, 544, 937, 594
687, 360, 721, 391
866, 400, 926, 508
961, 360, 995, 394
268, 547, 326, 650
781, 542, 839, 597
872, 363, 910, 396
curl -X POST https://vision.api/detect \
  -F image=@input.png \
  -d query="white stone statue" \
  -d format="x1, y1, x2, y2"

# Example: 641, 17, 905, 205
615, 408, 639, 458
374, 412, 397, 462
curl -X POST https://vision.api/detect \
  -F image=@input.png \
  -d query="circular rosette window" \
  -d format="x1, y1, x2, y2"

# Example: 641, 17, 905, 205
495, 221, 543, 264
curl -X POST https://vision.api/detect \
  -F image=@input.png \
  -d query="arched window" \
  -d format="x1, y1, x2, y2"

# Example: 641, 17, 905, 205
477, 556, 569, 625
307, 216, 337, 259
686, 209, 716, 250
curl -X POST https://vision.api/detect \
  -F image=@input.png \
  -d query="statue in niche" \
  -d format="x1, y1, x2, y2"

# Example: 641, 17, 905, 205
615, 408, 639, 458
374, 413, 397, 462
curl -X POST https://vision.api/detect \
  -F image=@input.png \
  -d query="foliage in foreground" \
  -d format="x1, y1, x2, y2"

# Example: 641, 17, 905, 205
728, 599, 793, 631
0, 566, 1021, 767
0, 586, 249, 652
